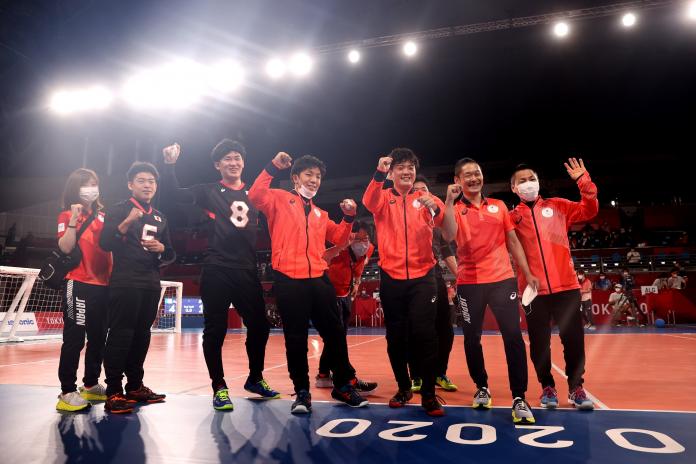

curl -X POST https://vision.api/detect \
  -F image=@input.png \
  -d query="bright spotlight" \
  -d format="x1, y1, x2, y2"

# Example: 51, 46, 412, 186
122, 60, 205, 109
207, 60, 244, 93
688, 1, 696, 21
49, 86, 113, 115
553, 21, 570, 38
347, 49, 361, 64
289, 52, 313, 76
403, 41, 418, 57
266, 58, 286, 79
622, 12, 637, 28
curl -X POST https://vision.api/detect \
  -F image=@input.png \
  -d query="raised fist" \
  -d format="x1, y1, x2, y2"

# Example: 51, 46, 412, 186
162, 143, 181, 164
377, 156, 392, 173
446, 184, 462, 203
340, 199, 357, 216
272, 152, 293, 170
70, 204, 84, 219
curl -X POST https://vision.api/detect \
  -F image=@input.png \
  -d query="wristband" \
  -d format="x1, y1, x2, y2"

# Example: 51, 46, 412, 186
67, 225, 77, 229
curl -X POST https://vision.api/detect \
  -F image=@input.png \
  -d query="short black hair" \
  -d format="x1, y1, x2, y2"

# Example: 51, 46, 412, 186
577, 269, 585, 275
388, 147, 419, 170
454, 157, 479, 177
352, 219, 374, 243
211, 139, 246, 163
127, 161, 159, 182
290, 155, 326, 178
414, 175, 429, 187
510, 163, 538, 184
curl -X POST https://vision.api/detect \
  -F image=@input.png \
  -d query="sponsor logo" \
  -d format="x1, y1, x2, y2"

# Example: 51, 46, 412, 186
389, 199, 396, 204
153, 215, 162, 222
542, 207, 554, 218
290, 199, 296, 205
510, 292, 517, 300
487, 204, 499, 214
431, 296, 437, 303
220, 188, 226, 192
98, 213, 105, 222
457, 296, 471, 324
460, 208, 468, 216
0, 312, 38, 334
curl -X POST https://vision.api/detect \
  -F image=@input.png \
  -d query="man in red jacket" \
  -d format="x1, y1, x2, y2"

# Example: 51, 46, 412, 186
248, 152, 367, 414
509, 158, 598, 410
362, 148, 457, 417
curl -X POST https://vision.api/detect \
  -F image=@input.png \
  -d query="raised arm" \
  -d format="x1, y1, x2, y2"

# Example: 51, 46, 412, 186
562, 157, 599, 224
326, 199, 357, 246
161, 143, 197, 204
361, 156, 392, 214
248, 152, 292, 215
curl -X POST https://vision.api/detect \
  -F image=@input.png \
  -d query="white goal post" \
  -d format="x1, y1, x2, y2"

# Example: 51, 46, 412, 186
0, 266, 183, 342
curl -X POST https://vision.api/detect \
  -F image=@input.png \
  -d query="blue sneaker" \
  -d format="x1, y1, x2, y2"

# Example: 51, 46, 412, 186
291, 390, 312, 414
244, 379, 281, 399
540, 386, 558, 409
569, 386, 594, 410
213, 388, 234, 411
331, 384, 368, 408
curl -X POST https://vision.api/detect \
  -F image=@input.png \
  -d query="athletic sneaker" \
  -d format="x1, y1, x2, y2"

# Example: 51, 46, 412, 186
126, 385, 166, 404
540, 386, 559, 409
244, 379, 281, 399
422, 394, 445, 417
56, 391, 91, 412
291, 390, 312, 414
79, 383, 107, 402
213, 388, 234, 411
472, 387, 492, 409
331, 384, 369, 408
351, 377, 378, 395
569, 386, 594, 410
435, 375, 458, 392
388, 389, 413, 408
411, 378, 422, 393
105, 393, 134, 414
315, 373, 333, 388
511, 397, 535, 424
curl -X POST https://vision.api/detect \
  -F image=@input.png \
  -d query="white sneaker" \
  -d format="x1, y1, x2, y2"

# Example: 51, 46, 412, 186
79, 383, 107, 401
56, 391, 91, 412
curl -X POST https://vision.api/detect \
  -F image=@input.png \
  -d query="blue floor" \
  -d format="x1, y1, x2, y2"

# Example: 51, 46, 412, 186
1, 385, 693, 463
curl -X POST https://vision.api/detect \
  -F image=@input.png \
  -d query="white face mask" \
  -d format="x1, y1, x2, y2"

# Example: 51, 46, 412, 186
296, 184, 316, 199
578, 275, 584, 281
79, 186, 99, 203
516, 180, 539, 202
351, 242, 369, 256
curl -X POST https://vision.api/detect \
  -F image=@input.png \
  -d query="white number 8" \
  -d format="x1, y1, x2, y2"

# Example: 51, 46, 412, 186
230, 201, 249, 228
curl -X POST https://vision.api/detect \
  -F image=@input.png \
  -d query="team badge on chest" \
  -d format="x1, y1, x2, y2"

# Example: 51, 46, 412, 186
541, 207, 554, 218
487, 204, 499, 214
314, 208, 321, 218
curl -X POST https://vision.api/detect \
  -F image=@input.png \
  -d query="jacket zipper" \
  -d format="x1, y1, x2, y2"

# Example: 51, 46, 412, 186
304, 203, 312, 278
530, 204, 553, 293
403, 196, 410, 279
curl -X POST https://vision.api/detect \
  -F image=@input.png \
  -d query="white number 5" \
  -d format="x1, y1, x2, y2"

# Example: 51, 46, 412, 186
230, 201, 249, 228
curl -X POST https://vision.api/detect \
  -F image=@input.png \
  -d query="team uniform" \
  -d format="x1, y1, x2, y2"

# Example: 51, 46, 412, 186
362, 170, 445, 413
317, 243, 375, 381
510, 171, 598, 409
248, 162, 366, 412
99, 197, 175, 409
453, 196, 530, 411
56, 209, 112, 410
409, 229, 457, 392
162, 165, 277, 401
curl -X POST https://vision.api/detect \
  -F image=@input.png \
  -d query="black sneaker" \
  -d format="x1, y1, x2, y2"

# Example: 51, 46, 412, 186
291, 390, 312, 414
351, 377, 378, 395
105, 393, 135, 414
331, 384, 369, 408
388, 389, 413, 408
126, 385, 166, 404
422, 394, 446, 417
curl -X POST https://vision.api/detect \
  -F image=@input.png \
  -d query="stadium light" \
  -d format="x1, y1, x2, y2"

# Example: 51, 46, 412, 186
553, 21, 570, 38
289, 52, 313, 76
688, 1, 696, 21
207, 60, 244, 93
266, 58, 286, 79
347, 49, 361, 64
403, 41, 418, 57
122, 60, 206, 109
50, 86, 113, 115
622, 12, 637, 28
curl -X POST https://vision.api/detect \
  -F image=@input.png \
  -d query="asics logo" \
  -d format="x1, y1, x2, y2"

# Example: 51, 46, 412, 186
431, 296, 437, 303
510, 292, 517, 300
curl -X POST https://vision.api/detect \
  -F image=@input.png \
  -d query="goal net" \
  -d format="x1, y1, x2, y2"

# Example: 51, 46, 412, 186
0, 266, 182, 342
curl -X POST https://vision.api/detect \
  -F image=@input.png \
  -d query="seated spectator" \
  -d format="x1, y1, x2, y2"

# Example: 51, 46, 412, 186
595, 272, 613, 291
626, 248, 641, 264
667, 268, 686, 289
652, 273, 669, 291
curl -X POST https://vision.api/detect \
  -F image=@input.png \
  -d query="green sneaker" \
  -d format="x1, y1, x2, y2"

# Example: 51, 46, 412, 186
411, 378, 422, 394
435, 375, 458, 392
213, 388, 234, 411
79, 383, 107, 401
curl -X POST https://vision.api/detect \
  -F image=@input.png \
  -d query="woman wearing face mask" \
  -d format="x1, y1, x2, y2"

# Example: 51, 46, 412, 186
509, 158, 598, 411
55, 168, 113, 412
577, 270, 595, 330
